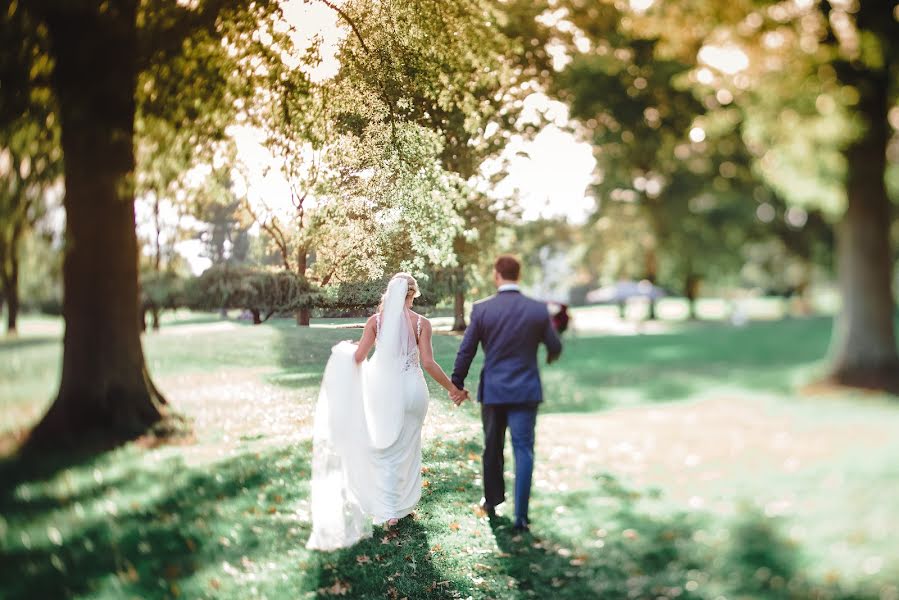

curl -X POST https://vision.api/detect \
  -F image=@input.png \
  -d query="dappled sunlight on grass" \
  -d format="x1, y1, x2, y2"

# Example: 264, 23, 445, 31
1, 313, 898, 598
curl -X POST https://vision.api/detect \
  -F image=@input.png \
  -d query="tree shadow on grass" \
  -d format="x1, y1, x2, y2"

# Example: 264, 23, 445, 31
0, 444, 316, 600
310, 519, 455, 600
480, 473, 892, 600
0, 335, 59, 352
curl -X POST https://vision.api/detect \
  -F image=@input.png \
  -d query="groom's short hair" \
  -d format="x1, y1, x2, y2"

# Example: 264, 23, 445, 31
494, 255, 521, 281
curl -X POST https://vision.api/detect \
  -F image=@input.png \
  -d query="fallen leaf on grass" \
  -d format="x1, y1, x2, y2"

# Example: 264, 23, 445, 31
164, 564, 181, 580
356, 554, 371, 565
319, 580, 351, 596
449, 522, 460, 531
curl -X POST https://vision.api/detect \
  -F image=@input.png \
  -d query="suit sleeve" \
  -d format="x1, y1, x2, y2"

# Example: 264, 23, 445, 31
543, 312, 562, 361
451, 304, 481, 389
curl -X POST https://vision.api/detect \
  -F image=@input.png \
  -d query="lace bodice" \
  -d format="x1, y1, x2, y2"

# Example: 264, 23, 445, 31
376, 312, 423, 372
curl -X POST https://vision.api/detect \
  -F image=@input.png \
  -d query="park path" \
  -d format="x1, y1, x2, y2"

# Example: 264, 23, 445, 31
534, 394, 896, 514
159, 365, 894, 521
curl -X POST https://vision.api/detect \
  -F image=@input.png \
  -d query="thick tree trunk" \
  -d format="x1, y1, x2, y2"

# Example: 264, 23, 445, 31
296, 307, 311, 326
251, 308, 262, 325
28, 1, 166, 447
827, 69, 899, 392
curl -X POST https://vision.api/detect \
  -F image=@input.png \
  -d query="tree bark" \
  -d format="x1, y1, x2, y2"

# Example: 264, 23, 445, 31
685, 274, 700, 321
4, 271, 19, 335
295, 245, 310, 326
28, 1, 166, 447
452, 265, 467, 332
827, 68, 899, 392
644, 248, 658, 321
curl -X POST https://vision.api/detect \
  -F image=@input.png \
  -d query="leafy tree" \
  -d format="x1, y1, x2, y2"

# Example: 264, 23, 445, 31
325, 0, 554, 330
3, 0, 288, 446
188, 265, 318, 324
553, 7, 761, 320
740, 0, 899, 389
0, 6, 61, 336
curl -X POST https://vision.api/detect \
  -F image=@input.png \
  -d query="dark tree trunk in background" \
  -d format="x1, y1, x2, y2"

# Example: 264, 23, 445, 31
1, 222, 23, 335
685, 274, 700, 321
2, 270, 19, 335
452, 266, 467, 332
28, 1, 166, 447
453, 289, 467, 331
828, 67, 899, 392
295, 245, 310, 326
644, 248, 658, 321
251, 308, 262, 325
151, 307, 160, 331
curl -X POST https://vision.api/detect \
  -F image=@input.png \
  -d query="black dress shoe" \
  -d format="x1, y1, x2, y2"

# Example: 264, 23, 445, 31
479, 501, 497, 518
512, 522, 530, 533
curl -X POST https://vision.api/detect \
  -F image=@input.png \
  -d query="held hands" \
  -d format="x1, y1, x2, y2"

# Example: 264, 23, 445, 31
449, 386, 469, 406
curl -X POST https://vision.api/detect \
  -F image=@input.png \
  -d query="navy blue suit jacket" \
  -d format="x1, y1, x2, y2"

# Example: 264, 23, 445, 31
452, 290, 562, 405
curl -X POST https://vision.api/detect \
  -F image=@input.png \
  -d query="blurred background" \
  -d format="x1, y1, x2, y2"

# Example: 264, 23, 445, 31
1, 0, 898, 599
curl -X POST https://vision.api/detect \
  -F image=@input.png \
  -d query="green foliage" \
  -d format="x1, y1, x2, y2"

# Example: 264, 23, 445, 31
187, 265, 319, 319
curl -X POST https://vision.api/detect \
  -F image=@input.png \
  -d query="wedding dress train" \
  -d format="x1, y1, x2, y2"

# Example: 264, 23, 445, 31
306, 278, 429, 551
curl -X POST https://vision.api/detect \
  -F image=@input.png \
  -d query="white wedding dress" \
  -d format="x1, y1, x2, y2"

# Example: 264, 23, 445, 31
306, 278, 430, 551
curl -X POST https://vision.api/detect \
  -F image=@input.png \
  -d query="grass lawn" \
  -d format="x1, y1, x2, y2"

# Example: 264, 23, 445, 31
1, 308, 898, 599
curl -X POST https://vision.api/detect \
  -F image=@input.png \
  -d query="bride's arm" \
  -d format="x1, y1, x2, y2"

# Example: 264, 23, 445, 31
353, 316, 377, 363
418, 319, 461, 394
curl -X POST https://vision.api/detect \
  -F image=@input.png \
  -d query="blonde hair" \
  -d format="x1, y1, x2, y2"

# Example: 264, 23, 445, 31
378, 272, 421, 312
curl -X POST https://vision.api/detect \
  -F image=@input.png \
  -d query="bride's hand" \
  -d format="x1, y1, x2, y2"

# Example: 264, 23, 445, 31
449, 386, 468, 406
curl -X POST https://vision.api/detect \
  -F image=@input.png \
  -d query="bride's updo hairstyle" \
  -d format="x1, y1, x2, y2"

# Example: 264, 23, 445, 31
379, 272, 421, 312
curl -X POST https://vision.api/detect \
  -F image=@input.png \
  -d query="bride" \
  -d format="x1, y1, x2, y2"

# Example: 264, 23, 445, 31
306, 273, 466, 551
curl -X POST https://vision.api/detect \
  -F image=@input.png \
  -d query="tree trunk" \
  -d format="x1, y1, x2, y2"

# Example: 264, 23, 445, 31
685, 274, 700, 321
28, 1, 166, 447
5, 273, 19, 335
644, 247, 658, 321
827, 68, 899, 392
295, 245, 310, 326
151, 307, 160, 331
251, 308, 262, 325
452, 266, 467, 332
1, 221, 23, 336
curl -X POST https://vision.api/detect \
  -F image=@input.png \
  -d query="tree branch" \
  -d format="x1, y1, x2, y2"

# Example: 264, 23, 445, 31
318, 0, 370, 54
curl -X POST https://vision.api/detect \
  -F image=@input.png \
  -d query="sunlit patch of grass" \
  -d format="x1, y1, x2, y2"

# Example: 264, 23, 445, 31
1, 312, 898, 599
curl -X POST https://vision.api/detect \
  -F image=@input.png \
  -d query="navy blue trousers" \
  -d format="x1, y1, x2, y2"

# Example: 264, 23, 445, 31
480, 402, 538, 527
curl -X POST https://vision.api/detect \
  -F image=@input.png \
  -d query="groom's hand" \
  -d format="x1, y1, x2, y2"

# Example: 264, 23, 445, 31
449, 387, 468, 406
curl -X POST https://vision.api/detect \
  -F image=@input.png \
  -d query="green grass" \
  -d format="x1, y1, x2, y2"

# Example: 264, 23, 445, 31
1, 310, 898, 599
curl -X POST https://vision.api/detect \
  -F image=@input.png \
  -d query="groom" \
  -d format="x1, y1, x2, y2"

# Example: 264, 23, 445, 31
451, 255, 562, 532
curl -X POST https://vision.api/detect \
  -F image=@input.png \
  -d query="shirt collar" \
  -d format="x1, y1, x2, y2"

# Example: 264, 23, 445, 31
497, 283, 521, 293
